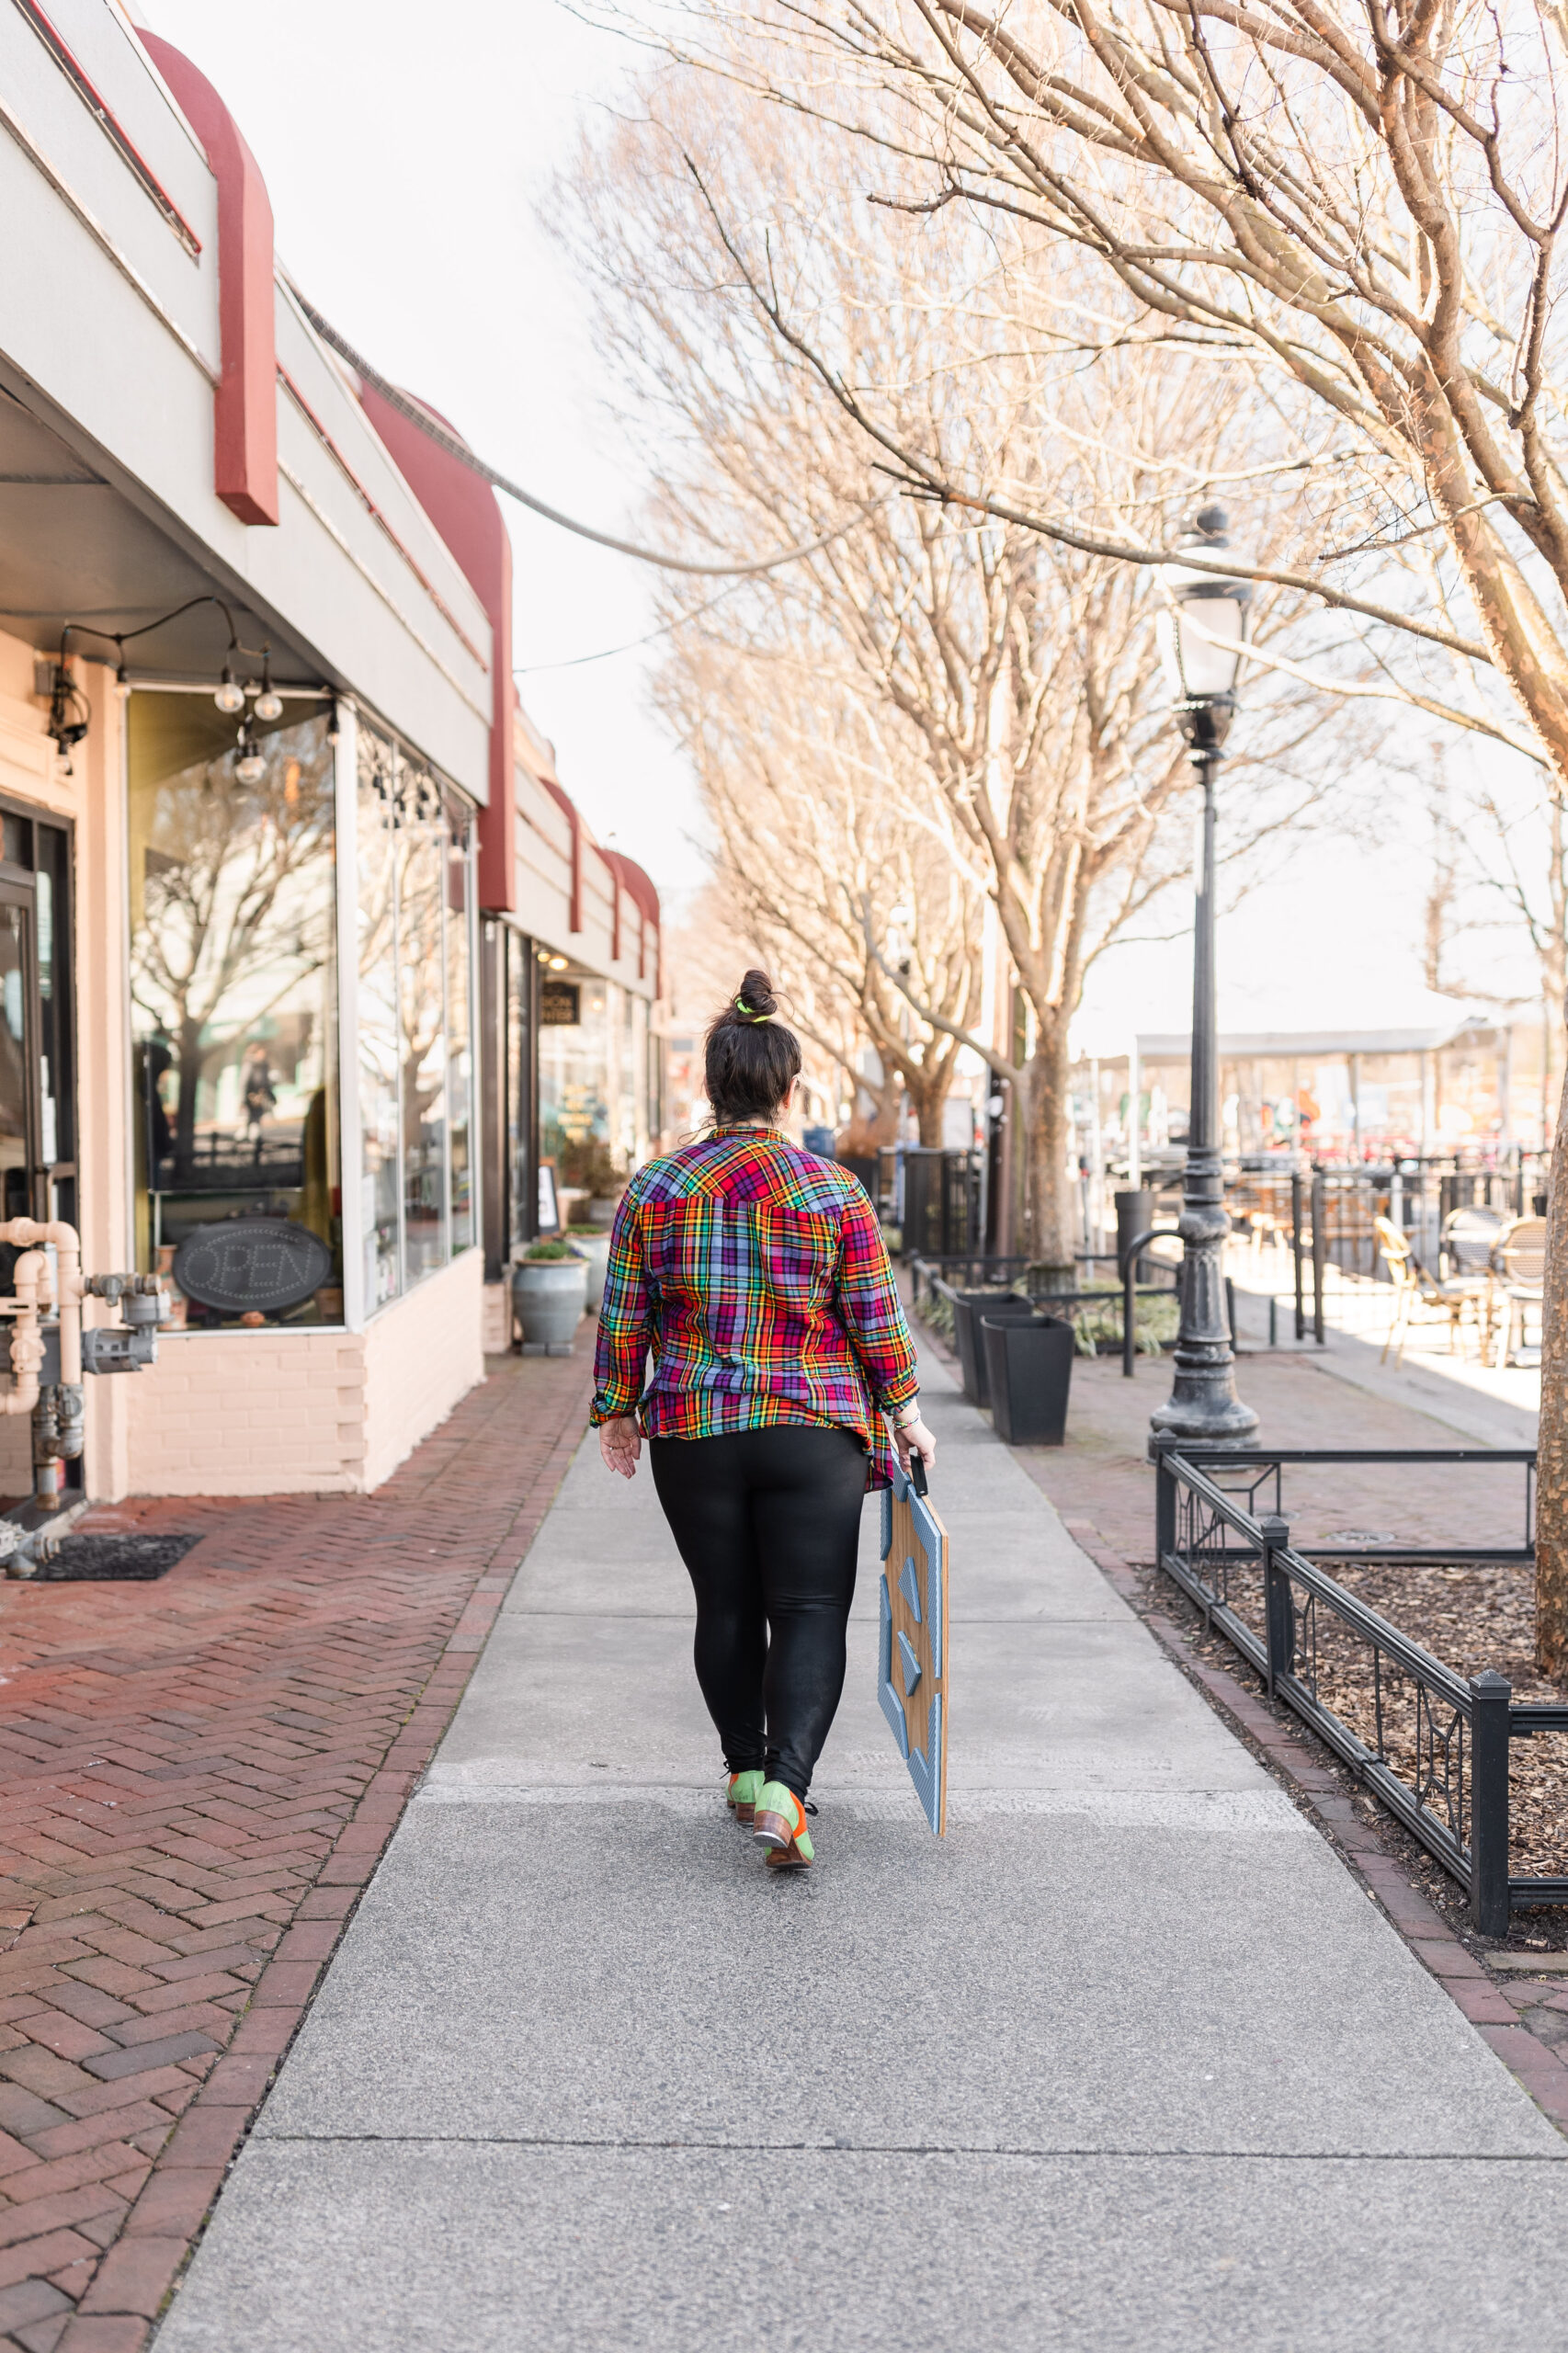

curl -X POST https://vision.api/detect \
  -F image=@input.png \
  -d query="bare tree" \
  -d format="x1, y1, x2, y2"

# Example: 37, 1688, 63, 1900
665, 647, 985, 1146
596, 0, 1568, 1665
569, 97, 1354, 1260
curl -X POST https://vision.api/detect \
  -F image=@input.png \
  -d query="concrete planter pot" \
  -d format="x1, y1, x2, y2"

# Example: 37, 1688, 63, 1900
951, 1291, 1038, 1409
511, 1257, 588, 1356
568, 1233, 612, 1313
982, 1313, 1075, 1447
585, 1195, 621, 1231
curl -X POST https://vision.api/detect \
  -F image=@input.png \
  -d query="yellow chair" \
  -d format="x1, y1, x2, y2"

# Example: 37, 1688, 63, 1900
1374, 1217, 1485, 1368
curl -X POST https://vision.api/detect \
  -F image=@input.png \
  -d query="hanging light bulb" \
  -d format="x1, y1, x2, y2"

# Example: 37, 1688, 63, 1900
234, 719, 266, 786
214, 664, 245, 716
254, 649, 283, 724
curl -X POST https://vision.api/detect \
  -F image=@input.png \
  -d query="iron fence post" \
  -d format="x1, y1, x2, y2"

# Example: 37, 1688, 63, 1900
1153, 1437, 1178, 1564
1469, 1670, 1512, 1938
1311, 1172, 1326, 1345
1291, 1170, 1305, 1341
1260, 1516, 1292, 1699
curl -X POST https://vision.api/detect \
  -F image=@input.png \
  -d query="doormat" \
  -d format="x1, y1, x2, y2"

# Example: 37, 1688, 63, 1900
28, 1534, 201, 1582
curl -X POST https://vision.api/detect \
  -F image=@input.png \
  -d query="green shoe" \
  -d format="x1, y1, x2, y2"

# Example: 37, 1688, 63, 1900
753, 1781, 814, 1868
726, 1770, 765, 1826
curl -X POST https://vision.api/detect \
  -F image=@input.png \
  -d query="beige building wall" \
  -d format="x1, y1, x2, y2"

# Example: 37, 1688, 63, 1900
0, 630, 488, 1503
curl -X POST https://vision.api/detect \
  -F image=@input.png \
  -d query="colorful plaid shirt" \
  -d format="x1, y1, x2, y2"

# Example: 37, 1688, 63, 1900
589, 1129, 919, 1488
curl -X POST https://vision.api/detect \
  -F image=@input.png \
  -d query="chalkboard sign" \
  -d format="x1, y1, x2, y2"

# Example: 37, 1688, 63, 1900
540, 979, 580, 1026
172, 1218, 334, 1315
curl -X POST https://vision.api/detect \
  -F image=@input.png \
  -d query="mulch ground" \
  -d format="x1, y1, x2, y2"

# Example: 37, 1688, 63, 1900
983, 1343, 1568, 1894
0, 1347, 594, 2353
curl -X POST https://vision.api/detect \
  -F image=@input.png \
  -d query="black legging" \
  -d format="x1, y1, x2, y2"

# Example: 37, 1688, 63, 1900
649, 1424, 867, 1802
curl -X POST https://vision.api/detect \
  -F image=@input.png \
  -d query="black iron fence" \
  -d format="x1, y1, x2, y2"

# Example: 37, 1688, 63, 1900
1153, 1442, 1567, 1933
910, 1251, 1180, 1309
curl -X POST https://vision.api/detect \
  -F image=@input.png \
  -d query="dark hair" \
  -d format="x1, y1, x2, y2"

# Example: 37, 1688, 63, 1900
704, 968, 801, 1124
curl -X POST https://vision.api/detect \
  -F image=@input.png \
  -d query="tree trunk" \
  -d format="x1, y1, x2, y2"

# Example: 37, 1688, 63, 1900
1539, 1018, 1568, 1674
914, 1084, 946, 1147
1027, 1025, 1076, 1272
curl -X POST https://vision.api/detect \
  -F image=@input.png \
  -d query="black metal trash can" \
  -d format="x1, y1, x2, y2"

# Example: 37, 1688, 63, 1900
952, 1291, 1036, 1408
982, 1313, 1075, 1447
1115, 1188, 1156, 1281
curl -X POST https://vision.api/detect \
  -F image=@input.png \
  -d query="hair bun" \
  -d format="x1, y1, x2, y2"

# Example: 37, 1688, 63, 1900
735, 967, 778, 1019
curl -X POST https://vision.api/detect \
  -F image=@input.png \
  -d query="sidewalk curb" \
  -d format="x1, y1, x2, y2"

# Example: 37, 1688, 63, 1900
1058, 1510, 1568, 2141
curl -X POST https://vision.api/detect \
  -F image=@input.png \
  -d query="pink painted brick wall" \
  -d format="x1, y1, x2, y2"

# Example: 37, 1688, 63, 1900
116, 1253, 483, 1497
362, 1249, 485, 1490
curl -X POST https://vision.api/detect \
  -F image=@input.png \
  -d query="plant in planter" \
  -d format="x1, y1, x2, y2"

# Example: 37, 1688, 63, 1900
511, 1239, 588, 1357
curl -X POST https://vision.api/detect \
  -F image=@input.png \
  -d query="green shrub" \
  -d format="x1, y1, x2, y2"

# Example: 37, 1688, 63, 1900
523, 1239, 579, 1263
1067, 1294, 1180, 1358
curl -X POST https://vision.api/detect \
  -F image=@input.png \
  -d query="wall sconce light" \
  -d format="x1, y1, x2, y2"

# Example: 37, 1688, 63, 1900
45, 664, 90, 769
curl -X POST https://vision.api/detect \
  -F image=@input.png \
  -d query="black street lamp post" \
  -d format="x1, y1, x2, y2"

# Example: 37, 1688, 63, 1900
1150, 506, 1259, 1443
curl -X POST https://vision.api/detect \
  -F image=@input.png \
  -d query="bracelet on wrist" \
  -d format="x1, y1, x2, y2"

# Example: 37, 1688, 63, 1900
891, 1400, 923, 1429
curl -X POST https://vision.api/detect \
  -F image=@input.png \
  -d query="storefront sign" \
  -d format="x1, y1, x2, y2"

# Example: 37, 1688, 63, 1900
540, 979, 580, 1027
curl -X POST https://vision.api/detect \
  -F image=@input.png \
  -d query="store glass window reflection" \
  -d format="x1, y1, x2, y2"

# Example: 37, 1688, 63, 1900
355, 722, 477, 1305
128, 694, 342, 1324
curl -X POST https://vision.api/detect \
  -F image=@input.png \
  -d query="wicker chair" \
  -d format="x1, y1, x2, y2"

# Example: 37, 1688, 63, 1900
1441, 1203, 1506, 1278
1374, 1217, 1486, 1368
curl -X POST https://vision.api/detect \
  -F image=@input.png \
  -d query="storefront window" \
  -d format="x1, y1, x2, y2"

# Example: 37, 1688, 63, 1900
128, 694, 341, 1324
446, 816, 473, 1255
538, 966, 656, 1208
356, 729, 402, 1308
355, 721, 477, 1304
504, 932, 532, 1253
540, 971, 618, 1206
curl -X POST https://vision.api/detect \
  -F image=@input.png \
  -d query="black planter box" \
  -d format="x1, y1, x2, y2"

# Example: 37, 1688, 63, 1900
952, 1291, 1038, 1408
982, 1313, 1075, 1447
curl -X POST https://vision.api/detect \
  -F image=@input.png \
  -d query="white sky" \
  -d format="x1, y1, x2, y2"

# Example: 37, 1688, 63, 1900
141, 0, 707, 892
139, 1, 1546, 1043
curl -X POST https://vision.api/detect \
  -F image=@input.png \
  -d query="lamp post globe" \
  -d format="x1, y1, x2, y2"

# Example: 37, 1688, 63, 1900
1149, 506, 1259, 1444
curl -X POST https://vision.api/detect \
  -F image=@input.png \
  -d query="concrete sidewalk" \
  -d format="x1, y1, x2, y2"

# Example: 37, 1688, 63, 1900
155, 1348, 1568, 2352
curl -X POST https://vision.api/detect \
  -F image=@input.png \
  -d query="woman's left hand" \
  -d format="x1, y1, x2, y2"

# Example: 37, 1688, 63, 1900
894, 1416, 936, 1477
599, 1415, 642, 1481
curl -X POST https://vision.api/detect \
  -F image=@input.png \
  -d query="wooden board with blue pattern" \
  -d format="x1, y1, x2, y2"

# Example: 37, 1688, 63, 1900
878, 1462, 949, 1836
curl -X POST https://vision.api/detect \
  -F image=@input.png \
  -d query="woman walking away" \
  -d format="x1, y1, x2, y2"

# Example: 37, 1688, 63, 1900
591, 971, 937, 1870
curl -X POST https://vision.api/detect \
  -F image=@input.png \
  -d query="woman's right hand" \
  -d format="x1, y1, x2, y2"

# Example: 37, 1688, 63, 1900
894, 1416, 936, 1478
598, 1415, 642, 1481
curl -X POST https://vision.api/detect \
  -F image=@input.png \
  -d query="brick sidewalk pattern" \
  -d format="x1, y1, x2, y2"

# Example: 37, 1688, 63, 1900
0, 1350, 593, 2353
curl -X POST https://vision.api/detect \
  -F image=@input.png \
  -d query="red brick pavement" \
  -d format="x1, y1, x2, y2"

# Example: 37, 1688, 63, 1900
0, 1348, 594, 2351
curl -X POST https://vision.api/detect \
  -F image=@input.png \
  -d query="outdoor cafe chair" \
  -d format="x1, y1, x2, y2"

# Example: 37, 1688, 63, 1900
1374, 1216, 1485, 1369
1441, 1202, 1506, 1278
1489, 1215, 1547, 1370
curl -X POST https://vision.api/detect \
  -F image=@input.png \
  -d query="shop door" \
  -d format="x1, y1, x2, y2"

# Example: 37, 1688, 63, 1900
0, 889, 32, 1223
0, 815, 75, 1232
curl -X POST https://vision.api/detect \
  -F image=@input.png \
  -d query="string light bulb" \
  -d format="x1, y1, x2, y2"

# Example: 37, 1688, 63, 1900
214, 665, 245, 716
254, 649, 283, 724
234, 720, 266, 786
